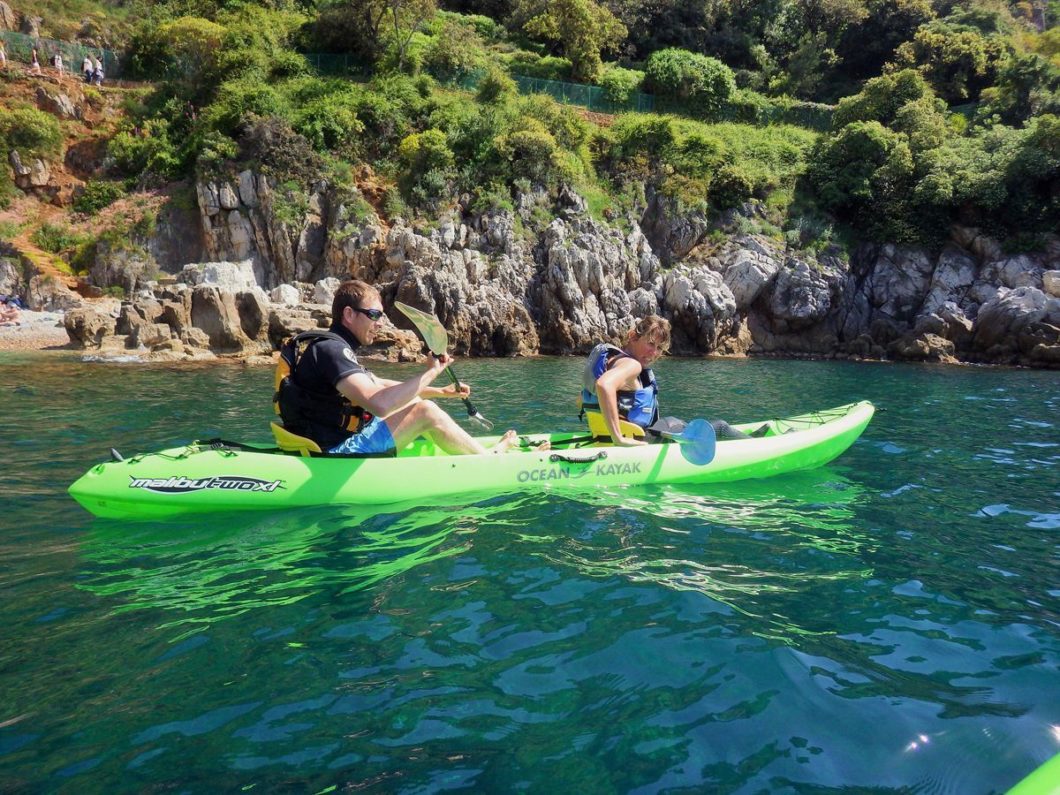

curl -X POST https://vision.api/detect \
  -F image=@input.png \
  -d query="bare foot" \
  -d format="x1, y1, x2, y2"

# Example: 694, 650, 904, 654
537, 440, 551, 451
490, 429, 518, 454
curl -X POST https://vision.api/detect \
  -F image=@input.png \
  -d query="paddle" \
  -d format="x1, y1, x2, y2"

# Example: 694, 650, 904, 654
393, 301, 494, 431
648, 416, 717, 465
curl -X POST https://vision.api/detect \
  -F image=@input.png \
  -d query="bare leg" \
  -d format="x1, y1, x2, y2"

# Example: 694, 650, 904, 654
385, 401, 517, 455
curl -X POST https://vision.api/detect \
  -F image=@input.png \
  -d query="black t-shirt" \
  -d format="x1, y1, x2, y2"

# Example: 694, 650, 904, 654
295, 324, 369, 395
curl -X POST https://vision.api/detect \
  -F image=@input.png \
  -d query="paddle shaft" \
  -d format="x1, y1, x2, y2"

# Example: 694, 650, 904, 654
440, 359, 492, 430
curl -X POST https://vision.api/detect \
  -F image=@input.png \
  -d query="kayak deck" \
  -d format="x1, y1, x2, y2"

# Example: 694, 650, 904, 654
69, 401, 875, 519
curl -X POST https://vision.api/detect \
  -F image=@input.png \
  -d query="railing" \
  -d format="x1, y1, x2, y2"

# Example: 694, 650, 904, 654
0, 30, 120, 77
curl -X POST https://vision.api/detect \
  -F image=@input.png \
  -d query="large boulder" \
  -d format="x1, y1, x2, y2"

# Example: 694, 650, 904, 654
64, 307, 117, 348
972, 286, 1060, 364
660, 266, 738, 353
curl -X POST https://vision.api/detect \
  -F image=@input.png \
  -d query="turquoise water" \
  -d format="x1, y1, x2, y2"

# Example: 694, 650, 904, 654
1, 353, 1057, 793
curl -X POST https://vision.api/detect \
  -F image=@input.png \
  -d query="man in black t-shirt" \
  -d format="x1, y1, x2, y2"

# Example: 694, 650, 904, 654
282, 280, 517, 456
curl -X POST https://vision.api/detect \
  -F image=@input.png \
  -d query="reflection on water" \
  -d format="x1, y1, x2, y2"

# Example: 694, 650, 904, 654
537, 472, 873, 642
79, 500, 500, 639
78, 474, 869, 646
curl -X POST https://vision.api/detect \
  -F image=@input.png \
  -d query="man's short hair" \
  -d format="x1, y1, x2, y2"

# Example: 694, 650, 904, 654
332, 280, 380, 325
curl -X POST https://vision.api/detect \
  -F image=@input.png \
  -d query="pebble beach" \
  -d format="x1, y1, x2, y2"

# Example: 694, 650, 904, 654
0, 310, 71, 352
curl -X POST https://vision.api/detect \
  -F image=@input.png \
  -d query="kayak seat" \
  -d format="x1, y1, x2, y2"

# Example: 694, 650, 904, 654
270, 422, 322, 457
583, 409, 645, 441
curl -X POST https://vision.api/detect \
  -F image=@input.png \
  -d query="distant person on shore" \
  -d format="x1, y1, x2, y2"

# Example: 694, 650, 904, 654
52, 51, 64, 80
30, 47, 41, 76
580, 316, 763, 445
275, 279, 518, 457
91, 55, 103, 86
0, 296, 23, 326
0, 43, 7, 71
82, 54, 93, 82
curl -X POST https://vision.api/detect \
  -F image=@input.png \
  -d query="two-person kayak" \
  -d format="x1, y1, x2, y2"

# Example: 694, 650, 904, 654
68, 401, 875, 520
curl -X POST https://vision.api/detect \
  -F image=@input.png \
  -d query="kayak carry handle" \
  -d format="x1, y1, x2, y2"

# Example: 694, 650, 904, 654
550, 451, 607, 464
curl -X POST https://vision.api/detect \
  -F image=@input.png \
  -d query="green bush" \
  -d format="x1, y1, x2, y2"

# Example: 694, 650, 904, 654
477, 66, 518, 104
890, 22, 1008, 103
73, 181, 127, 214
832, 69, 936, 129
644, 48, 736, 115
291, 90, 365, 154
610, 115, 677, 166
673, 131, 727, 177
349, 91, 414, 158
507, 51, 573, 81
598, 66, 644, 105
493, 121, 573, 185
724, 88, 771, 124
398, 129, 455, 176
711, 165, 755, 209
518, 94, 592, 151
0, 106, 63, 160
236, 116, 324, 183
31, 223, 89, 254
203, 77, 290, 136
809, 120, 916, 237
108, 120, 182, 180
423, 20, 487, 80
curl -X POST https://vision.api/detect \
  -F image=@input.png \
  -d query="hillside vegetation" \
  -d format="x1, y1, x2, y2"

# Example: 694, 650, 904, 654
2, 0, 1058, 256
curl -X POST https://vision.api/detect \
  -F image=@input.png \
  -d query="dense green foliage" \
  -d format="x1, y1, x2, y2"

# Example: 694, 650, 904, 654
73, 180, 128, 214
0, 106, 64, 160
644, 49, 736, 114
38, 0, 1054, 250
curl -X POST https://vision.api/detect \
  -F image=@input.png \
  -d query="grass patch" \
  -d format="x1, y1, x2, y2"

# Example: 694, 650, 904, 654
31, 223, 92, 262
0, 218, 23, 239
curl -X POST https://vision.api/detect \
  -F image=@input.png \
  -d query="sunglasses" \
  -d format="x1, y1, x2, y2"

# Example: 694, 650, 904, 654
352, 306, 385, 321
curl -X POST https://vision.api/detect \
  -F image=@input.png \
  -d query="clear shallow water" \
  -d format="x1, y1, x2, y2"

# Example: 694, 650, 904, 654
1, 353, 1057, 793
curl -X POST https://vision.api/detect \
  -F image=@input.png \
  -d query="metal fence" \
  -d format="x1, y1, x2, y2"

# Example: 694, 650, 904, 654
0, 30, 120, 77
301, 53, 370, 79
302, 55, 655, 114
511, 74, 655, 114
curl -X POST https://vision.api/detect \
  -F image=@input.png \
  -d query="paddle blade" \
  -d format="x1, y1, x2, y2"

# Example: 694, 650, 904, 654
393, 301, 449, 355
468, 411, 494, 431
678, 419, 716, 465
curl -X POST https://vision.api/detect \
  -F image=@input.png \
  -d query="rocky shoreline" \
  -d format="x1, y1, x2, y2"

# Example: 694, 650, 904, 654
2, 174, 1058, 368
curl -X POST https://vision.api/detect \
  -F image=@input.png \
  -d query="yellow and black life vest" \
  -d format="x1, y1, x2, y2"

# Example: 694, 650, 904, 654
273, 330, 370, 437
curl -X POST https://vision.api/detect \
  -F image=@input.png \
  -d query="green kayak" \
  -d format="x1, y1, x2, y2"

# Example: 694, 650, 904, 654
68, 400, 875, 520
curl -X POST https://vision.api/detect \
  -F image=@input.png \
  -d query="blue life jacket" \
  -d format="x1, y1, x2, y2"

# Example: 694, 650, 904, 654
580, 343, 659, 428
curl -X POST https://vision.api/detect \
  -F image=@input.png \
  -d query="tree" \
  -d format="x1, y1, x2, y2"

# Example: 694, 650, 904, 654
837, 0, 936, 80
890, 22, 1009, 103
978, 50, 1060, 125
809, 120, 916, 237
521, 0, 627, 82
383, 0, 437, 73
832, 68, 936, 129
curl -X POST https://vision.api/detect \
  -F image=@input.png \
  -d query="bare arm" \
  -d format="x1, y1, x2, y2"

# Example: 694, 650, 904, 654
595, 357, 648, 446
336, 356, 449, 419
372, 376, 470, 399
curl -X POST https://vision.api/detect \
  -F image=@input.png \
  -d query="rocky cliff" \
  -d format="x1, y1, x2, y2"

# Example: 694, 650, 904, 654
56, 169, 1060, 368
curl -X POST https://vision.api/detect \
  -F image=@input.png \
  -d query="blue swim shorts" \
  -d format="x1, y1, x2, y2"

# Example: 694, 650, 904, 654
328, 416, 396, 456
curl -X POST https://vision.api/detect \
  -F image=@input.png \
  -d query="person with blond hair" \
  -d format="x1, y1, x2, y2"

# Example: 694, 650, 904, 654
581, 315, 760, 445
275, 280, 518, 457
30, 47, 41, 76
